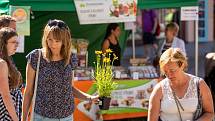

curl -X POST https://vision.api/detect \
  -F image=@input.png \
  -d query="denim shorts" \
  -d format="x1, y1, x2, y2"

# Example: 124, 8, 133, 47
33, 113, 73, 121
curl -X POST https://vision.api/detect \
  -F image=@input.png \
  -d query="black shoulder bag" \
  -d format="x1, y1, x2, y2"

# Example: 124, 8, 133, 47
193, 78, 203, 120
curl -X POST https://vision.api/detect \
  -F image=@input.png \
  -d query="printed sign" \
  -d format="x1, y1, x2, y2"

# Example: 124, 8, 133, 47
181, 6, 199, 21
16, 35, 25, 53
74, 0, 137, 24
77, 79, 157, 120
124, 22, 135, 30
10, 6, 30, 35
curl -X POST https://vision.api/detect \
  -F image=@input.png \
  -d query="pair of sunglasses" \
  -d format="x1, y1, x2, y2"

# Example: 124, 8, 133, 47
47, 19, 68, 29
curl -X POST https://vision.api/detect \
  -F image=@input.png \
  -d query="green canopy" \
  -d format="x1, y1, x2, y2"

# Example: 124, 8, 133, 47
12, 12, 129, 75
10, 0, 75, 11
138, 0, 198, 9
9, 0, 198, 11
0, 0, 9, 14
5, 0, 198, 78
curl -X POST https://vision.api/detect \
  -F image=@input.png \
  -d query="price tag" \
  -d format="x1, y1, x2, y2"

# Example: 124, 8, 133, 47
115, 71, 121, 79
133, 72, 139, 80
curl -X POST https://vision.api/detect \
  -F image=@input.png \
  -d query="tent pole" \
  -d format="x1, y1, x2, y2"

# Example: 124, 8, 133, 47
132, 25, 136, 59
195, 20, 198, 76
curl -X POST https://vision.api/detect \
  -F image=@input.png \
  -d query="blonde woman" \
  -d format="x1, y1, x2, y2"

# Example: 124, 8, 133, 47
157, 22, 186, 56
148, 48, 214, 121
22, 19, 98, 121
0, 27, 22, 121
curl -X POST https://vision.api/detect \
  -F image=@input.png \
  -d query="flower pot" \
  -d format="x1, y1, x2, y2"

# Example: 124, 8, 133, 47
99, 97, 111, 110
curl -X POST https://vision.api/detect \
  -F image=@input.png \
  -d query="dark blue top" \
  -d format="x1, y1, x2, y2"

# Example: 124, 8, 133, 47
26, 49, 77, 118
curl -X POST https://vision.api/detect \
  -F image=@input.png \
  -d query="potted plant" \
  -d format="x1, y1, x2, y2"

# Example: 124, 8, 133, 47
93, 49, 118, 110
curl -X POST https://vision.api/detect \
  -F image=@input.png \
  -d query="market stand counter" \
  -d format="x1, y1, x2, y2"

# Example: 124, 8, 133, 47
74, 79, 158, 121
21, 79, 158, 121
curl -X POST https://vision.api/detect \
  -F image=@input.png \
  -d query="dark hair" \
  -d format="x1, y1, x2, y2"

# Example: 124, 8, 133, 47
47, 19, 68, 30
0, 15, 16, 29
0, 27, 18, 56
104, 23, 119, 40
0, 27, 22, 89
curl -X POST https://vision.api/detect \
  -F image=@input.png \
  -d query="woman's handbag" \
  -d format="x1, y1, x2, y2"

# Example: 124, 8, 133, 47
193, 78, 203, 120
158, 117, 162, 121
29, 50, 41, 121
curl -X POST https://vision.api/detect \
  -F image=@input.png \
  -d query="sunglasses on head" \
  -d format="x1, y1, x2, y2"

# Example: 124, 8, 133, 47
47, 19, 67, 29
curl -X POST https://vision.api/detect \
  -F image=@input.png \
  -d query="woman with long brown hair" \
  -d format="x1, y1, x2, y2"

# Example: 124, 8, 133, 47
22, 19, 98, 121
0, 27, 22, 121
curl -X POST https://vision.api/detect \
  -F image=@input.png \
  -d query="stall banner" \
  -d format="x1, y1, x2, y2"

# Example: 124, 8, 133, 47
9, 6, 30, 35
76, 79, 157, 120
16, 35, 25, 53
74, 0, 137, 24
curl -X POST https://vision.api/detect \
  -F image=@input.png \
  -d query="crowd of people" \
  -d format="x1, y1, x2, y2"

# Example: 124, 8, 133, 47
0, 11, 214, 121
141, 9, 214, 121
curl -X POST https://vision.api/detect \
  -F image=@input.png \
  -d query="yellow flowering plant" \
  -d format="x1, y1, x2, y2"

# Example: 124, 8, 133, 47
93, 49, 118, 97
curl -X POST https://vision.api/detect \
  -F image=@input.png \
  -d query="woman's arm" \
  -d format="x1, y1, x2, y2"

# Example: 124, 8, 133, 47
73, 87, 92, 100
147, 83, 162, 121
72, 86, 98, 102
22, 63, 36, 121
0, 61, 19, 121
152, 17, 158, 34
197, 79, 214, 121
102, 39, 110, 53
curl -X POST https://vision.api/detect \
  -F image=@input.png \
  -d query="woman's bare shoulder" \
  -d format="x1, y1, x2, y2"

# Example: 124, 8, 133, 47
0, 58, 7, 65
151, 81, 163, 97
0, 59, 7, 71
198, 78, 209, 89
103, 39, 110, 45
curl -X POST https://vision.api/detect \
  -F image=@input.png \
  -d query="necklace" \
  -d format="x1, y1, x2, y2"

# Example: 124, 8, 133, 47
170, 78, 190, 99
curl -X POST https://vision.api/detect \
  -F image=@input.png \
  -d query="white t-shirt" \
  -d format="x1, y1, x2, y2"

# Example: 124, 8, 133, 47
160, 74, 200, 121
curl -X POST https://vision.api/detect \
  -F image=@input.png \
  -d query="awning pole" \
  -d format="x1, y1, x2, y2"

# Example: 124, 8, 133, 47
195, 20, 198, 76
132, 25, 136, 59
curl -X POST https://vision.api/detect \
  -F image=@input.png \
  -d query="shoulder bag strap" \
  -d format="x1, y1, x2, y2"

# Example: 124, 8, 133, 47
197, 78, 201, 99
195, 77, 202, 105
30, 49, 41, 121
196, 77, 203, 110
173, 91, 184, 121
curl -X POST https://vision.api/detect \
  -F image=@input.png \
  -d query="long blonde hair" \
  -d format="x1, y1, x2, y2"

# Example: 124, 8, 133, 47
42, 19, 72, 66
0, 27, 22, 89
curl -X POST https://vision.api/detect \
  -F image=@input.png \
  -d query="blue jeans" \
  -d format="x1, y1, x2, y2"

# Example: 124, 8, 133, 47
33, 113, 73, 121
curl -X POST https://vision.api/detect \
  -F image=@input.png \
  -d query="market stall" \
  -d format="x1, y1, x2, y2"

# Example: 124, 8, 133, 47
2, 0, 198, 120
7, 0, 198, 76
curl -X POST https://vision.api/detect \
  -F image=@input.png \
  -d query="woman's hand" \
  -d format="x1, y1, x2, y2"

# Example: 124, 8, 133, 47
89, 95, 99, 104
